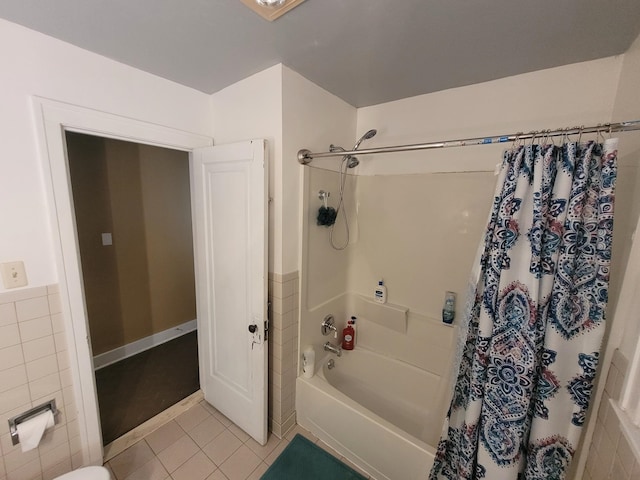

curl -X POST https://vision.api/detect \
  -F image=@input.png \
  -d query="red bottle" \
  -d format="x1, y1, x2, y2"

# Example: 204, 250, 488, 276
342, 321, 355, 350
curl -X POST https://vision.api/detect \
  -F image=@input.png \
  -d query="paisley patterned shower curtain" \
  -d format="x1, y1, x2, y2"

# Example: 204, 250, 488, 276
429, 138, 618, 480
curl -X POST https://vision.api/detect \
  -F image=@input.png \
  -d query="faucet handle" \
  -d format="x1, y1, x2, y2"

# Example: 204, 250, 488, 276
321, 314, 337, 336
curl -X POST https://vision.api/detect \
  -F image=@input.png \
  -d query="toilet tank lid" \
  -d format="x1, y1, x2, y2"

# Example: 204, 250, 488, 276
55, 466, 111, 480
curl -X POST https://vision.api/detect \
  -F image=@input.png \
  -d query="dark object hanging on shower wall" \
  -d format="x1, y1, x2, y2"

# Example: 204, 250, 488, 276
317, 190, 337, 226
317, 205, 337, 226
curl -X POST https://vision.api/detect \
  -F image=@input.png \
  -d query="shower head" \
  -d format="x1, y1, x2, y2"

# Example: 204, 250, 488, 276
345, 156, 359, 168
352, 129, 377, 151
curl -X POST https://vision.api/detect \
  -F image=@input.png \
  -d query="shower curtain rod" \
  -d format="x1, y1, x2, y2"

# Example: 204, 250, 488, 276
297, 119, 640, 165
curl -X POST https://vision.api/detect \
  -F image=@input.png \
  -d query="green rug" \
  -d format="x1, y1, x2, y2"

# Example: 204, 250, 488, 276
261, 434, 367, 480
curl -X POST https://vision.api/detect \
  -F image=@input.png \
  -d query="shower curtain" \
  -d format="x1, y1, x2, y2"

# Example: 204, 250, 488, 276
429, 138, 618, 480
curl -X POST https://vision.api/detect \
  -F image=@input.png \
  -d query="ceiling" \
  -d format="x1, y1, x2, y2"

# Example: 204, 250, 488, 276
1, 0, 640, 108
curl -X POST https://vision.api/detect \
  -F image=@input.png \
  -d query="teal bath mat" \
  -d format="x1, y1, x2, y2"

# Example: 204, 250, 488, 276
261, 434, 367, 480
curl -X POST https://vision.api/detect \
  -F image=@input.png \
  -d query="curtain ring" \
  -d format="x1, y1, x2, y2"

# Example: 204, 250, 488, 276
608, 124, 613, 139
528, 130, 538, 146
512, 132, 523, 151
596, 125, 605, 144
578, 125, 584, 144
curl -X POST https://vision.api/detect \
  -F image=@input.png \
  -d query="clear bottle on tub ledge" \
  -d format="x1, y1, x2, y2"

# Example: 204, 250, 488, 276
442, 291, 456, 324
349, 316, 356, 345
374, 280, 387, 304
342, 318, 355, 350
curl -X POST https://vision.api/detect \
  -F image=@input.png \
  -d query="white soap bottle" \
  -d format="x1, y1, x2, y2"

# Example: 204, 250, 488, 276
302, 345, 315, 378
374, 280, 387, 304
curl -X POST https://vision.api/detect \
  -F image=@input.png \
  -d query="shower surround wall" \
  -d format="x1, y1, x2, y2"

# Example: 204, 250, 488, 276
0, 285, 82, 479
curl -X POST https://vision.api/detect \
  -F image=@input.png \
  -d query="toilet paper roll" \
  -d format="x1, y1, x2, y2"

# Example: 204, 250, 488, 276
16, 410, 55, 452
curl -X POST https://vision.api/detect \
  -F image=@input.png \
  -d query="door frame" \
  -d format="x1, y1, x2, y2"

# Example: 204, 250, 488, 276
32, 96, 213, 466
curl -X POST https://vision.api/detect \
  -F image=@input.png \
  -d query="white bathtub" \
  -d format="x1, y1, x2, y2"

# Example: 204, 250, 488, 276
296, 347, 448, 480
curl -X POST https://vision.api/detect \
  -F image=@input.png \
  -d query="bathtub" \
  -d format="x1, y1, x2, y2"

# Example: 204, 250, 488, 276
296, 347, 448, 480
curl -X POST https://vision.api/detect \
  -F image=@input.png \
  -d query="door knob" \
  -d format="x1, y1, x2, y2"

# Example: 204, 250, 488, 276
248, 324, 258, 333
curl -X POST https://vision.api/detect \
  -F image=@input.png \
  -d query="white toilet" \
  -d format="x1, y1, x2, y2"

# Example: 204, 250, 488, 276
54, 466, 111, 479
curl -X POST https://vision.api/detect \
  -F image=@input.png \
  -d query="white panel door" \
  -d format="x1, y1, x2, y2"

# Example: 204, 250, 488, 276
192, 139, 268, 445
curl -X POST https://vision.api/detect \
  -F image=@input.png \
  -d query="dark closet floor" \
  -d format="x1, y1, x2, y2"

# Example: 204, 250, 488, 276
95, 331, 199, 445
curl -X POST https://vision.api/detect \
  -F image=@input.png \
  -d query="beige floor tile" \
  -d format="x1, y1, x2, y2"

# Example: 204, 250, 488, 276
170, 451, 216, 480
122, 457, 169, 480
145, 420, 186, 455
245, 461, 269, 480
175, 404, 212, 432
157, 435, 199, 473
109, 441, 156, 479
263, 438, 289, 466
212, 411, 233, 427
202, 430, 242, 466
219, 445, 262, 480
284, 424, 318, 443
188, 415, 226, 447
245, 434, 281, 460
227, 424, 250, 443
199, 400, 219, 416
205, 469, 230, 480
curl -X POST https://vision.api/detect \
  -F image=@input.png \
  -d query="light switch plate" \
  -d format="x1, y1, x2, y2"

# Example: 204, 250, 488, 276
101, 233, 113, 246
1, 261, 28, 289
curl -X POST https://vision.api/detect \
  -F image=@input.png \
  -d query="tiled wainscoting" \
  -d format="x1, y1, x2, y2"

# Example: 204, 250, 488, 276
584, 349, 640, 480
0, 285, 82, 480
267, 272, 299, 438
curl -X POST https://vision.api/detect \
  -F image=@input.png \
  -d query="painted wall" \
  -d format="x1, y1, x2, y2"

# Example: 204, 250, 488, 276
209, 65, 283, 274
0, 18, 212, 294
609, 31, 640, 358
0, 21, 212, 474
68, 134, 195, 355
578, 31, 640, 480
356, 56, 622, 176
344, 56, 624, 322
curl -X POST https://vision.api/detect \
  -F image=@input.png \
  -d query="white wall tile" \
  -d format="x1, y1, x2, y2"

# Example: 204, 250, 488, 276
26, 354, 59, 382
18, 316, 53, 342
0, 304, 16, 327
0, 385, 31, 415
28, 373, 61, 400
51, 313, 65, 334
0, 325, 20, 350
0, 366, 27, 394
15, 296, 50, 322
47, 293, 62, 315
40, 442, 71, 471
0, 345, 25, 372
53, 332, 67, 353
6, 458, 41, 480
22, 336, 56, 363
3, 442, 39, 473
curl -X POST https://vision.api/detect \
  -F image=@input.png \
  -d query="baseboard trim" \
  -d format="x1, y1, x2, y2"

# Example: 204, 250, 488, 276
93, 319, 197, 370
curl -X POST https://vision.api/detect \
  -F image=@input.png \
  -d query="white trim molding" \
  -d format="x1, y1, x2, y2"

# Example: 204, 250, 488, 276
93, 319, 197, 370
32, 96, 212, 466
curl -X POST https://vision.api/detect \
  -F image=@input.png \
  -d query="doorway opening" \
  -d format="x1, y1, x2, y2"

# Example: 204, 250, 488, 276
65, 131, 199, 445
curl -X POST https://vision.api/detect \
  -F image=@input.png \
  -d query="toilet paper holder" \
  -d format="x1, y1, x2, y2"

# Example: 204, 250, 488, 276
8, 399, 58, 446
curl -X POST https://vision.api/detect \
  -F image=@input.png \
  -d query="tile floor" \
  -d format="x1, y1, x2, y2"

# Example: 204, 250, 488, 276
104, 400, 371, 480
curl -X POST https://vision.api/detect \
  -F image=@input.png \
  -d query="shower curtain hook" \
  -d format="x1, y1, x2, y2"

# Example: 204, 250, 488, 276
578, 125, 584, 144
512, 132, 523, 151
528, 130, 539, 146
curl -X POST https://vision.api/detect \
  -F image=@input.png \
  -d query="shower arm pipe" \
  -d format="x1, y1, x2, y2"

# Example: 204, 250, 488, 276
297, 119, 640, 164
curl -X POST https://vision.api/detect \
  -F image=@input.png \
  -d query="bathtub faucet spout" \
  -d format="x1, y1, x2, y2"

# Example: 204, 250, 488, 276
323, 341, 342, 357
